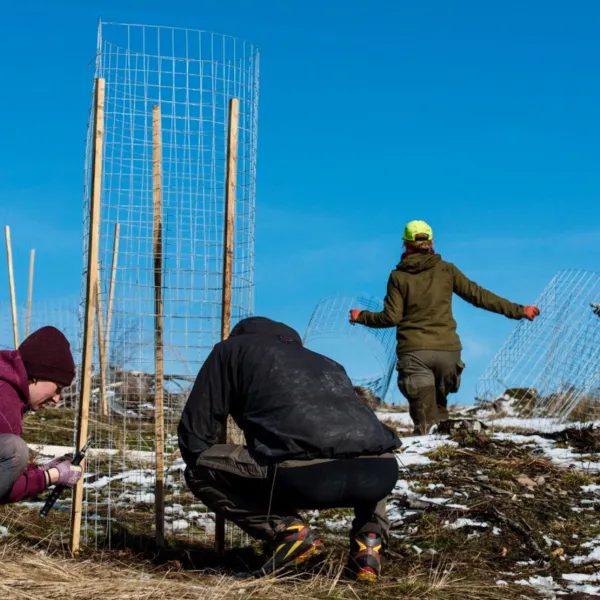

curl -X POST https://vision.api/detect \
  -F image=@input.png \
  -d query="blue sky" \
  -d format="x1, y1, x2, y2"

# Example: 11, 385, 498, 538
1, 0, 599, 404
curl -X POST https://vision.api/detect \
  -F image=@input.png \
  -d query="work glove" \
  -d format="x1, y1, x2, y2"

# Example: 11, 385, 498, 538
55, 460, 83, 488
349, 309, 362, 323
41, 454, 73, 471
523, 306, 540, 321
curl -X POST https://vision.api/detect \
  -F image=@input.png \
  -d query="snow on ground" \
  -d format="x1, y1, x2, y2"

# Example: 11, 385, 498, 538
395, 435, 457, 469
444, 518, 489, 529
517, 573, 600, 597
493, 431, 600, 472
375, 411, 413, 426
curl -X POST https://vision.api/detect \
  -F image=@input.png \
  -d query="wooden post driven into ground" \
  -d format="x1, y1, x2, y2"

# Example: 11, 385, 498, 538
104, 223, 120, 369
215, 97, 240, 553
96, 276, 108, 416
152, 105, 165, 548
26, 249, 35, 338
4, 226, 19, 348
71, 77, 105, 554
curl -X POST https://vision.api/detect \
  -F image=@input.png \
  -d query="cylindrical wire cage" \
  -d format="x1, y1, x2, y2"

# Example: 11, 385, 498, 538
476, 269, 600, 426
76, 21, 259, 548
303, 295, 397, 401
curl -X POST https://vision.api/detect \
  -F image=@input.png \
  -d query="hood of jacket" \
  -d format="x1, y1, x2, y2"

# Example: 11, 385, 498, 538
397, 253, 441, 274
229, 317, 303, 345
0, 350, 30, 407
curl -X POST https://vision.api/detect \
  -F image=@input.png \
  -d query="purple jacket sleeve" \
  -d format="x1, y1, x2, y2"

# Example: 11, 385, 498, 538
6, 463, 47, 503
0, 381, 24, 436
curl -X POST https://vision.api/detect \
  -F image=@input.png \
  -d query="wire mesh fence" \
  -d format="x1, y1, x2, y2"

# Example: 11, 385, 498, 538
476, 269, 600, 428
76, 22, 259, 549
0, 299, 79, 354
303, 295, 397, 402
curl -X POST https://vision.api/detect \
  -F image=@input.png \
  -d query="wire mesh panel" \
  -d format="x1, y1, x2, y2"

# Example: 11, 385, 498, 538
0, 300, 79, 353
77, 22, 259, 548
303, 295, 397, 401
476, 270, 600, 425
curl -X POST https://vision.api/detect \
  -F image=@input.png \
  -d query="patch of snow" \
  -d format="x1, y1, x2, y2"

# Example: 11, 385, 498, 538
118, 491, 154, 504
563, 573, 600, 583
572, 546, 600, 565
417, 496, 468, 509
376, 411, 413, 425
388, 507, 420, 527
394, 479, 412, 493
445, 518, 489, 530
165, 504, 184, 516
492, 432, 600, 473
167, 519, 189, 531
0, 526, 8, 538
396, 454, 433, 468
492, 527, 501, 535
569, 583, 600, 595
495, 580, 508, 586
515, 575, 562, 595
395, 436, 457, 469
488, 417, 567, 432
86, 469, 155, 489
583, 484, 600, 494
543, 535, 561, 547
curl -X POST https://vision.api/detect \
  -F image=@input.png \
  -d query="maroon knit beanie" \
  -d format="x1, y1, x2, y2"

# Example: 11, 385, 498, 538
18, 326, 76, 387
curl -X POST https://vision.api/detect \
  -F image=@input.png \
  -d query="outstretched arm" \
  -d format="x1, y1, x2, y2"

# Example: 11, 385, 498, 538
178, 345, 231, 468
450, 264, 524, 319
354, 274, 404, 328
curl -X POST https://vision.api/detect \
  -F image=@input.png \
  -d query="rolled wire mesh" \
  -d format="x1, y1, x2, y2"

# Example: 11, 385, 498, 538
303, 295, 397, 401
77, 22, 258, 548
476, 269, 600, 426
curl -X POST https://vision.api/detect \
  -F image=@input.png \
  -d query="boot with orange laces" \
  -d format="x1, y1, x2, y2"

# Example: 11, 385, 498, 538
348, 531, 383, 582
259, 518, 324, 576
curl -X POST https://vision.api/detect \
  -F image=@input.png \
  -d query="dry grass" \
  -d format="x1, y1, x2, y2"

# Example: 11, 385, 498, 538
0, 538, 520, 600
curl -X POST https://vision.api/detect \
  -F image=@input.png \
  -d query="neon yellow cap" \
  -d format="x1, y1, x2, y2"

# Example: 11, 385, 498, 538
403, 220, 433, 242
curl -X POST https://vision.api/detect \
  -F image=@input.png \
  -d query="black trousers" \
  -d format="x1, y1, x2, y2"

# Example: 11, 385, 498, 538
185, 445, 398, 544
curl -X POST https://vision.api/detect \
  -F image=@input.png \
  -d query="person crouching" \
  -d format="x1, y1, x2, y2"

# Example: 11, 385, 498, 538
178, 317, 401, 581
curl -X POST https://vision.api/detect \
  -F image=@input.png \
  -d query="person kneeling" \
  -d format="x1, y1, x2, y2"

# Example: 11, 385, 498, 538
0, 327, 82, 505
178, 317, 401, 581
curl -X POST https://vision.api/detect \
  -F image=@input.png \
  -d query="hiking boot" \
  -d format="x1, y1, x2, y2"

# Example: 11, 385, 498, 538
260, 518, 324, 575
348, 532, 382, 582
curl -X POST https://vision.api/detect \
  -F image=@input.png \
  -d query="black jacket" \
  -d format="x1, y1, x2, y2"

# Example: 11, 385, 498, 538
178, 317, 401, 468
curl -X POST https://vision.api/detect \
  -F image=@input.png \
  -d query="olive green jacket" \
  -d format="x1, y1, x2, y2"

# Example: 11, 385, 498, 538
355, 254, 525, 354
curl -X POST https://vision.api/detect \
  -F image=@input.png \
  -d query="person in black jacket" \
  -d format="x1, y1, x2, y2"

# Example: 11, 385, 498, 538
178, 317, 401, 581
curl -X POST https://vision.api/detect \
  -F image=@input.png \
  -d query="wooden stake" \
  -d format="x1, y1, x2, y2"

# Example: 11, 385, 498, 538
26, 249, 35, 338
104, 223, 120, 367
152, 104, 165, 548
96, 275, 107, 417
71, 77, 104, 554
4, 226, 19, 348
215, 98, 239, 553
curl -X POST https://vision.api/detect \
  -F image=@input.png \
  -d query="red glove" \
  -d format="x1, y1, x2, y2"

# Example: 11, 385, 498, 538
349, 309, 362, 323
523, 306, 540, 321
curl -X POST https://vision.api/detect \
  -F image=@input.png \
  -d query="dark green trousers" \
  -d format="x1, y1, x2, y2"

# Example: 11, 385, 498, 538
396, 350, 465, 434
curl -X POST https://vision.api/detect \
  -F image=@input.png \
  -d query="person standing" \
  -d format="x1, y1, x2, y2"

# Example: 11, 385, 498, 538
349, 220, 540, 434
